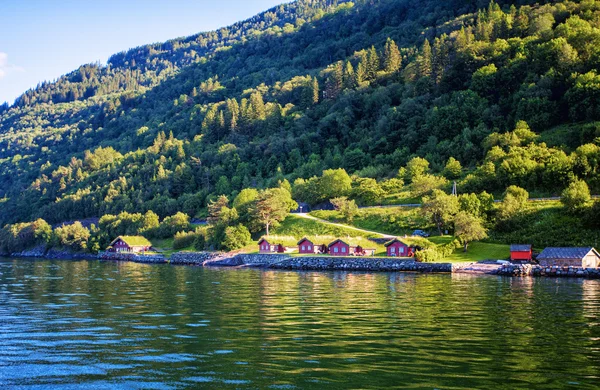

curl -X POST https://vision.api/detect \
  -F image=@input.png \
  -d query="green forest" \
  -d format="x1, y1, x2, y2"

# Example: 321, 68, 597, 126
2, 0, 600, 254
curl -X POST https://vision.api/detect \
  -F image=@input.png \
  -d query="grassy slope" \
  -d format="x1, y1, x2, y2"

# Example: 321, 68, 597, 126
429, 236, 510, 262
311, 208, 512, 262
310, 207, 431, 236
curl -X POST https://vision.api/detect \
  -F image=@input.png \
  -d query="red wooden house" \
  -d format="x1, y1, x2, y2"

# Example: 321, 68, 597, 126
108, 236, 152, 253
328, 239, 350, 256
298, 238, 316, 254
510, 244, 532, 262
258, 238, 272, 253
384, 239, 412, 257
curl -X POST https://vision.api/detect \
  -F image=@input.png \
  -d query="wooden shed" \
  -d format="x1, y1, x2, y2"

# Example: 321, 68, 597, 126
537, 247, 600, 268
510, 244, 533, 262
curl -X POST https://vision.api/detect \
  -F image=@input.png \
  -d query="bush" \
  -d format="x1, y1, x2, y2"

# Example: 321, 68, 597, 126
561, 179, 591, 214
221, 224, 252, 251
154, 212, 190, 238
173, 230, 200, 250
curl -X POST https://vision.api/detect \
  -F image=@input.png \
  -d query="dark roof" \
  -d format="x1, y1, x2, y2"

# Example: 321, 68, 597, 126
510, 244, 532, 252
384, 238, 408, 247
537, 247, 597, 260
258, 238, 270, 244
297, 237, 313, 245
328, 239, 349, 248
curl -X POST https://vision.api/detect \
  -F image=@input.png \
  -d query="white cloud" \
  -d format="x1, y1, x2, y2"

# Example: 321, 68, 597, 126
0, 52, 24, 80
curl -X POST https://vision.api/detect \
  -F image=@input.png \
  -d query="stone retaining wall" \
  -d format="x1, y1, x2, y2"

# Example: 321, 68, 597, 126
98, 252, 167, 264
205, 253, 452, 273
170, 252, 223, 265
497, 264, 600, 278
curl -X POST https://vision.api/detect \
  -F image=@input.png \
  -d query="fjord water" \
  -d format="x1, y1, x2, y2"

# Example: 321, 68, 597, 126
0, 259, 599, 389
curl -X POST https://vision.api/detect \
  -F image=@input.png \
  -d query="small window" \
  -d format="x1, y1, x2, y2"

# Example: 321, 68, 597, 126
391, 247, 395, 253
302, 245, 305, 250
308, 246, 312, 250
334, 247, 339, 253
342, 247, 346, 253
400, 247, 404, 254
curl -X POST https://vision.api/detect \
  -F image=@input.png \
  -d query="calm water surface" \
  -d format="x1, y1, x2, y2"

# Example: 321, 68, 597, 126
0, 258, 599, 389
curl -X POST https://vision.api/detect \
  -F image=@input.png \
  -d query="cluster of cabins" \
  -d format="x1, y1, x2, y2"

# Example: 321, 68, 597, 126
510, 245, 600, 268
258, 237, 415, 258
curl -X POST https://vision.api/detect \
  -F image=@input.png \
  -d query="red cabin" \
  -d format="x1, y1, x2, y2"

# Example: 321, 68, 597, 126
298, 238, 316, 254
108, 236, 152, 253
510, 244, 532, 262
258, 238, 272, 254
385, 239, 412, 257
328, 239, 350, 256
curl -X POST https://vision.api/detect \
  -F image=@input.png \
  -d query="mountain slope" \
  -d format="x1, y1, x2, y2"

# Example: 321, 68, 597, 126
2, 0, 600, 227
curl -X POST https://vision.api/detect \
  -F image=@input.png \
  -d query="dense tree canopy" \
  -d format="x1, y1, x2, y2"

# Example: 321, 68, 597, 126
2, 0, 600, 236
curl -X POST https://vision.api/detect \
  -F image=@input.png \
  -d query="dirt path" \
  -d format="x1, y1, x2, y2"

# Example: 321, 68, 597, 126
294, 213, 396, 238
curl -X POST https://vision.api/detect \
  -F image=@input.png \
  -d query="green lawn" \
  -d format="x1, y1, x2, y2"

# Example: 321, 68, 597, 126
310, 207, 431, 236
272, 214, 382, 238
429, 236, 510, 262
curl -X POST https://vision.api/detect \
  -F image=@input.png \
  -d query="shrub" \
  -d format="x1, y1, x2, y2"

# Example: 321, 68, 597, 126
173, 230, 199, 250
222, 224, 252, 251
561, 179, 591, 214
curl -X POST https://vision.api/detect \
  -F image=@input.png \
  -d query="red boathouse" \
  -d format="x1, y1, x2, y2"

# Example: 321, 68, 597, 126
258, 238, 272, 253
298, 238, 315, 254
510, 244, 532, 262
328, 239, 350, 256
384, 239, 412, 257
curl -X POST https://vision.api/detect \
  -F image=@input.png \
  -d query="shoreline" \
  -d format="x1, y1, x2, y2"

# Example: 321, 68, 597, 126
3, 250, 600, 279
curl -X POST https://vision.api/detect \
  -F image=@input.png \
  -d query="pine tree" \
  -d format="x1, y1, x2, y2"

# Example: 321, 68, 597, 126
418, 39, 432, 78
325, 62, 343, 100
366, 46, 380, 79
383, 38, 402, 73
311, 77, 319, 105
249, 92, 266, 121
343, 61, 356, 89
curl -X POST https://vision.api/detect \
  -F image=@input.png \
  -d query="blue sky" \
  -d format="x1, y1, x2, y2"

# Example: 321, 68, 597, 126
0, 0, 287, 104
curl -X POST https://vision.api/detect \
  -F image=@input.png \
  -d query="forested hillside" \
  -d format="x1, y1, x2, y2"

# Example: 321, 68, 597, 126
2, 0, 600, 236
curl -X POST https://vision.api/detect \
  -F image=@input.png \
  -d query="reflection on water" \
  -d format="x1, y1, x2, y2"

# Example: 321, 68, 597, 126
0, 258, 599, 389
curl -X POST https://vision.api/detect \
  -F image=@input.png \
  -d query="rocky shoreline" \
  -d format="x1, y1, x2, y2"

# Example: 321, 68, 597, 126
3, 250, 600, 278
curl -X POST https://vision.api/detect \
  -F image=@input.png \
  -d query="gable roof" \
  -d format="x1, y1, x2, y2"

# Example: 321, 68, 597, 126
328, 239, 349, 248
537, 247, 597, 260
297, 237, 313, 245
384, 238, 408, 248
258, 238, 270, 245
511, 244, 532, 252
110, 236, 152, 247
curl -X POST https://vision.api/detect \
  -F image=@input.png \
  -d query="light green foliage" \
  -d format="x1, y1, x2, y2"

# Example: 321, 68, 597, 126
251, 187, 297, 236
222, 224, 252, 251
410, 174, 448, 198
350, 177, 384, 205
561, 179, 591, 214
330, 196, 359, 222
53, 222, 91, 251
421, 189, 459, 235
443, 157, 462, 179
497, 185, 529, 222
453, 211, 488, 252
156, 212, 190, 238
405, 157, 430, 182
